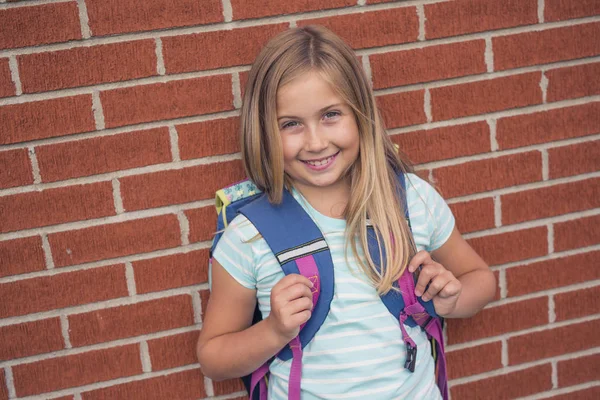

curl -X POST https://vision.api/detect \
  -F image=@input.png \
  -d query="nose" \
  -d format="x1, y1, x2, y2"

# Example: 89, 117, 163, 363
304, 125, 328, 153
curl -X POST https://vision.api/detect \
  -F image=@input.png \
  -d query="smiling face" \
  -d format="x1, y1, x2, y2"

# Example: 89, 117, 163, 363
276, 71, 360, 200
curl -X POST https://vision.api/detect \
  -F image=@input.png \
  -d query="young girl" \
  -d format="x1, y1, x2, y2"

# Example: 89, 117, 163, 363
197, 26, 496, 399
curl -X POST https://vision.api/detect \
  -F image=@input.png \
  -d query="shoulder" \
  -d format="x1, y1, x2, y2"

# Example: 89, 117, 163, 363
403, 173, 455, 251
404, 173, 439, 202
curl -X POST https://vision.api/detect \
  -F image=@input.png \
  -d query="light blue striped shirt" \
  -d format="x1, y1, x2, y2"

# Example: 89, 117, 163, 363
212, 174, 455, 399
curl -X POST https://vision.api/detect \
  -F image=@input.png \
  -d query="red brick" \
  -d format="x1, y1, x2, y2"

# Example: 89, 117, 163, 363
82, 368, 205, 400
0, 2, 81, 50
0, 95, 95, 145
186, 207, 217, 243
0, 265, 127, 319
494, 22, 600, 71
101, 75, 233, 128
120, 160, 245, 211
555, 286, 600, 322
37, 128, 172, 183
371, 40, 486, 90
0, 148, 32, 189
448, 197, 495, 234
425, 0, 538, 39
69, 295, 194, 346
447, 297, 548, 344
549, 140, 600, 179
239, 70, 250, 99
133, 249, 209, 294
298, 8, 418, 50
501, 178, 600, 225
555, 214, 600, 252
86, 0, 222, 36
214, 378, 246, 396
506, 251, 600, 297
0, 59, 14, 98
0, 236, 45, 278
0, 370, 7, 400
546, 0, 600, 22
147, 330, 199, 370
547, 62, 600, 102
545, 386, 600, 400
508, 319, 600, 364
467, 226, 548, 266
391, 121, 490, 165
231, 0, 354, 20
496, 102, 600, 149
558, 353, 600, 387
48, 215, 181, 267
12, 344, 141, 397
376, 90, 426, 129
433, 151, 542, 198
19, 41, 157, 93
0, 182, 115, 233
430, 72, 542, 121
446, 341, 502, 379
0, 318, 63, 361
178, 117, 240, 160
163, 24, 286, 74
450, 364, 552, 400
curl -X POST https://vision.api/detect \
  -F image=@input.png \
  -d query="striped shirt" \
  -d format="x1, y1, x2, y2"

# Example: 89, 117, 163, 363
212, 174, 455, 399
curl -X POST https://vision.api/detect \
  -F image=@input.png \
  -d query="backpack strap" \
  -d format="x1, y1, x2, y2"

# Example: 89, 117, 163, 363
240, 190, 334, 400
368, 172, 448, 399
372, 173, 439, 325
239, 190, 334, 359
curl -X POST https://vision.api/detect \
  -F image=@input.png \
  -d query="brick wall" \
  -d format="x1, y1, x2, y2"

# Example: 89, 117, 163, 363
0, 0, 598, 399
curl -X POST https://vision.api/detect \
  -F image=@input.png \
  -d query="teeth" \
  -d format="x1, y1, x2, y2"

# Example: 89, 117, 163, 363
306, 154, 334, 166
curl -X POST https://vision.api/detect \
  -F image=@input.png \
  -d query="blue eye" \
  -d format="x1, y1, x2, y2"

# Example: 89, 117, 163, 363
281, 121, 298, 130
324, 111, 340, 119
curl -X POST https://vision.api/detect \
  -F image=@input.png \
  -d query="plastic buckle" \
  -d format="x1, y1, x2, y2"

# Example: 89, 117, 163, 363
404, 342, 417, 373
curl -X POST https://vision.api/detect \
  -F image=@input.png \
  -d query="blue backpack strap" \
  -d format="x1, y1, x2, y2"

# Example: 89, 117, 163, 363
239, 190, 334, 362
371, 173, 439, 326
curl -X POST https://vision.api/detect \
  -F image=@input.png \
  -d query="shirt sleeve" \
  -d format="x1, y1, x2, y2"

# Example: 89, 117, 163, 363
406, 174, 455, 252
211, 214, 258, 289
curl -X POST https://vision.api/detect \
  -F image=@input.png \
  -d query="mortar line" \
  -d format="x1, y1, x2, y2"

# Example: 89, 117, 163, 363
8, 55, 22, 95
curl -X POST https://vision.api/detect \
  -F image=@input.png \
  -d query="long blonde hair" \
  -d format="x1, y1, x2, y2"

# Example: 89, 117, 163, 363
240, 26, 416, 294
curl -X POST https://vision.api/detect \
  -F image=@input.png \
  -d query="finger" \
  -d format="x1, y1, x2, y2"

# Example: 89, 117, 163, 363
284, 296, 313, 314
273, 283, 313, 304
421, 272, 453, 302
288, 310, 312, 327
437, 279, 462, 299
277, 274, 314, 290
408, 250, 433, 273
413, 262, 443, 297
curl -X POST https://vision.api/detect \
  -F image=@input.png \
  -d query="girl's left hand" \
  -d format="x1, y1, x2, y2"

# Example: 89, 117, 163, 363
408, 250, 462, 317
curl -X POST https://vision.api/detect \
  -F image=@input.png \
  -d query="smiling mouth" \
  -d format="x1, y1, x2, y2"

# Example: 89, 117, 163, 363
301, 151, 339, 167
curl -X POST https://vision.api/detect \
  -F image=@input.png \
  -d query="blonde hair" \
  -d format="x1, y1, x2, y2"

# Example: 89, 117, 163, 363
241, 26, 416, 294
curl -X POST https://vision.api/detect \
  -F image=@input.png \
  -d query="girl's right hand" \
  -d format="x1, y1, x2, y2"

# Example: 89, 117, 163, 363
266, 274, 314, 342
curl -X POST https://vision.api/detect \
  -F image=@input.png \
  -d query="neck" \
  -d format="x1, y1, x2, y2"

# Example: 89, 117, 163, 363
293, 180, 351, 219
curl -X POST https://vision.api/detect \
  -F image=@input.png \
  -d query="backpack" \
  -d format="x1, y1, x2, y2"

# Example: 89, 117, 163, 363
209, 173, 448, 400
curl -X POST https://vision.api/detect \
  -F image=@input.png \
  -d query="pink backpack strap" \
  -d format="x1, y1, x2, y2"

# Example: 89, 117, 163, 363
287, 254, 321, 400
398, 270, 449, 400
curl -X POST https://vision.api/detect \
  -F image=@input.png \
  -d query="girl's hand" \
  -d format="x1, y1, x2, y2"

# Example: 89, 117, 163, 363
266, 274, 314, 342
408, 250, 462, 317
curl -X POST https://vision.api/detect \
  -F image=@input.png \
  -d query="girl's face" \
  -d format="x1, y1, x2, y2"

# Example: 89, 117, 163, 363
276, 71, 360, 197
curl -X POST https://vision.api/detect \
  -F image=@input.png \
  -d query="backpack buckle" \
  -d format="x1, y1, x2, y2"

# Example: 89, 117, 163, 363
404, 342, 417, 373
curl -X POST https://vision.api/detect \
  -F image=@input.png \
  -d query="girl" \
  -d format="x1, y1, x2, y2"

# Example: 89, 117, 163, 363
197, 26, 496, 399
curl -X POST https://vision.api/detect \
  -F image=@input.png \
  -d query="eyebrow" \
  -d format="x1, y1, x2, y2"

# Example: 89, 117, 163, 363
277, 103, 344, 121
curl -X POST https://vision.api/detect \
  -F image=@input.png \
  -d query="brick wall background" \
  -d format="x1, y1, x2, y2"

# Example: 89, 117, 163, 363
0, 0, 598, 399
